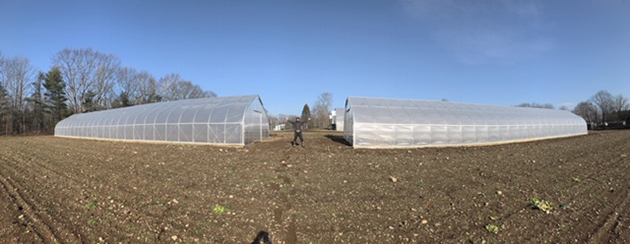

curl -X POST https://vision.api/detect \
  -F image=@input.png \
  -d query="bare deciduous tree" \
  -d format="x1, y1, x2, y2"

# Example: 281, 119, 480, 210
117, 67, 142, 105
0, 51, 5, 86
157, 73, 182, 101
182, 81, 211, 99
0, 51, 7, 134
267, 114, 279, 130
158, 73, 214, 101
53, 48, 97, 113
613, 94, 629, 120
133, 71, 157, 104
93, 53, 121, 108
572, 101, 598, 123
53, 48, 120, 113
2, 56, 36, 133
174, 80, 198, 100
590, 90, 614, 123
0, 82, 7, 134
516, 103, 554, 109
203, 90, 218, 98
312, 92, 333, 128
27, 73, 47, 132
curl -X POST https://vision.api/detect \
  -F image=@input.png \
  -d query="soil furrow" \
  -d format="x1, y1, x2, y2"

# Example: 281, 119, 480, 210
0, 131, 629, 243
0, 166, 64, 243
587, 189, 630, 243
0, 149, 84, 243
0, 170, 45, 243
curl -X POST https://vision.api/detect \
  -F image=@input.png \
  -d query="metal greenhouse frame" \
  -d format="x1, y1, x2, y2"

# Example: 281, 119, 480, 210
344, 96, 587, 148
55, 95, 269, 146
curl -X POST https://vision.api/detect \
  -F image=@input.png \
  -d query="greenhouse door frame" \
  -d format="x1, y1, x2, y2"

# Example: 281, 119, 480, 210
254, 109, 263, 141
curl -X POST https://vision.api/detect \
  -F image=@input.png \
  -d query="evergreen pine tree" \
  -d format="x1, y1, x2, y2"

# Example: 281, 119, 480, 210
301, 104, 311, 129
43, 67, 68, 123
120, 91, 131, 107
83, 90, 97, 112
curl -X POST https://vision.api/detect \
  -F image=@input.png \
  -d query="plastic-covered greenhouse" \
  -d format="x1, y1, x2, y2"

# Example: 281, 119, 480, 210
55, 95, 269, 146
334, 108, 345, 131
344, 96, 587, 148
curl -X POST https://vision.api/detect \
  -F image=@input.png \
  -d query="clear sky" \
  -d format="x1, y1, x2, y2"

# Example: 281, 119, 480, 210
1, 0, 629, 115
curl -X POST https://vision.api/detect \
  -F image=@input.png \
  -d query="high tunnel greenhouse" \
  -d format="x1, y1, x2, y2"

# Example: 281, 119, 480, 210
55, 95, 270, 146
344, 97, 587, 148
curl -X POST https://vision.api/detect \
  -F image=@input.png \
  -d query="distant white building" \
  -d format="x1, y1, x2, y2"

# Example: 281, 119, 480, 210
273, 124, 286, 131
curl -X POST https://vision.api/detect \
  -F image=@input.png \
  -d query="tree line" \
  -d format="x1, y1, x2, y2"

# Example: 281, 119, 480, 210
516, 102, 559, 110
4, 46, 622, 135
274, 90, 630, 131
0, 48, 216, 135
515, 90, 629, 127
572, 90, 629, 125
269, 90, 630, 132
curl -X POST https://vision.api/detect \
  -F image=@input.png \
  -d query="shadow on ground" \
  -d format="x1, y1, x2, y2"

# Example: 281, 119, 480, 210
251, 231, 271, 244
325, 134, 351, 146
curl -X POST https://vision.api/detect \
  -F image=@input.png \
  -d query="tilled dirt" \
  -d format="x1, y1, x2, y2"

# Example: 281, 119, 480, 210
1, 130, 630, 243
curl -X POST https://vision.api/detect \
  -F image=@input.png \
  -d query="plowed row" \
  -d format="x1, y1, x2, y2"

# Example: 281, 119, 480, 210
1, 130, 629, 243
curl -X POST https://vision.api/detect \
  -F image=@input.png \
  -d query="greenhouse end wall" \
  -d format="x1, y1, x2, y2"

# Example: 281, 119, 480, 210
334, 108, 345, 131
54, 95, 270, 146
344, 97, 587, 148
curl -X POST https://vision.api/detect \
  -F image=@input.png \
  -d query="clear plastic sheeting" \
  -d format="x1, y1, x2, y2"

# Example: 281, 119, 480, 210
334, 108, 345, 131
55, 95, 270, 146
344, 96, 587, 148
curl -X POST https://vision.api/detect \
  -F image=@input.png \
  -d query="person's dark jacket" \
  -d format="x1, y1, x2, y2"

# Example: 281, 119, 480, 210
288, 120, 302, 132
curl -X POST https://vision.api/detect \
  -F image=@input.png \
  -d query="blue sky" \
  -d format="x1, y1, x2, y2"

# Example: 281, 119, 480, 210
1, 0, 629, 115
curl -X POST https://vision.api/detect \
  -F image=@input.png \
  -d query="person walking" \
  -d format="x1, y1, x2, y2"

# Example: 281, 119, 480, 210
287, 117, 309, 147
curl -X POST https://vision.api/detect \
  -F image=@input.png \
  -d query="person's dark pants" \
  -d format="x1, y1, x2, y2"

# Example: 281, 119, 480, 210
293, 131, 303, 144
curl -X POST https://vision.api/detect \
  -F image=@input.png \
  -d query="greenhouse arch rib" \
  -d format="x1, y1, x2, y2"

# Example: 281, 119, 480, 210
206, 100, 217, 143
151, 101, 171, 141
223, 100, 232, 144
190, 102, 202, 143
239, 98, 249, 145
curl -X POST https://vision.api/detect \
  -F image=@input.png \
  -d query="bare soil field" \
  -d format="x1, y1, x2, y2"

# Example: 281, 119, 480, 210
1, 130, 630, 243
